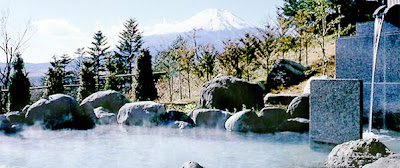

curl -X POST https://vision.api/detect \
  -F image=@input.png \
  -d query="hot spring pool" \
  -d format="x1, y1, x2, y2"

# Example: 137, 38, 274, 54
0, 126, 399, 168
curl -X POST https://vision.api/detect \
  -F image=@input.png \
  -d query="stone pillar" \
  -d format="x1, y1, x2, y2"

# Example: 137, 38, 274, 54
310, 79, 363, 145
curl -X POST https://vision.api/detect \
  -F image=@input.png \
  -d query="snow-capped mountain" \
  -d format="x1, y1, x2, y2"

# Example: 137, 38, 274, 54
147, 9, 254, 35
143, 8, 259, 53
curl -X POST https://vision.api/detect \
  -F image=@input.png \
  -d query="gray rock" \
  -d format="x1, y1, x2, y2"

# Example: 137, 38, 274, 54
266, 59, 306, 91
172, 121, 193, 129
303, 76, 329, 94
117, 101, 166, 126
4, 111, 26, 124
94, 107, 117, 125
258, 107, 288, 132
263, 93, 299, 105
199, 75, 264, 112
22, 105, 30, 114
191, 109, 232, 129
325, 138, 393, 168
278, 118, 309, 133
287, 94, 309, 119
225, 110, 265, 133
363, 154, 400, 168
80, 90, 130, 117
25, 94, 94, 130
181, 161, 203, 168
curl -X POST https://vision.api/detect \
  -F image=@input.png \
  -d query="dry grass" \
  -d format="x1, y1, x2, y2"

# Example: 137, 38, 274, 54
155, 36, 338, 109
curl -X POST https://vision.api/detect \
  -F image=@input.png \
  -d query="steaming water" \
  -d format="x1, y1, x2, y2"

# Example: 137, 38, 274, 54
0, 126, 399, 168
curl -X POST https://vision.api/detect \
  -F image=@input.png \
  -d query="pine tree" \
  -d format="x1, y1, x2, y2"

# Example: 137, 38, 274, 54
8, 53, 30, 111
116, 18, 143, 92
44, 56, 65, 96
133, 49, 157, 101
77, 59, 96, 102
88, 31, 110, 91
196, 44, 218, 81
104, 54, 119, 91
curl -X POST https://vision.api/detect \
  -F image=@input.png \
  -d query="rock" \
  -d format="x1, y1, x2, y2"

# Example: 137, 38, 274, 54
94, 107, 117, 125
363, 154, 400, 168
278, 118, 309, 133
385, 112, 400, 132
159, 110, 194, 126
172, 121, 193, 129
25, 94, 95, 130
225, 110, 265, 133
181, 161, 203, 168
4, 111, 26, 124
191, 109, 232, 129
199, 75, 264, 112
258, 107, 288, 132
325, 138, 393, 168
303, 75, 329, 94
22, 105, 30, 114
80, 90, 130, 118
266, 59, 306, 91
264, 93, 299, 105
117, 101, 166, 126
287, 94, 309, 119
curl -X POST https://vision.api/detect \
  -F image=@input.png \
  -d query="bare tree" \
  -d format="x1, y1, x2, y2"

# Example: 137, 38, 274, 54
0, 11, 31, 113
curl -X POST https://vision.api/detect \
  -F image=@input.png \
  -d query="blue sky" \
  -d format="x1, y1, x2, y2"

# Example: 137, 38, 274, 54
1, 0, 283, 63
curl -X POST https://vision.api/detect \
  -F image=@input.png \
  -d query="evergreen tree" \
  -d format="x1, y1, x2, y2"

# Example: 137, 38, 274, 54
77, 59, 96, 102
8, 53, 30, 111
196, 44, 218, 81
116, 18, 143, 91
44, 56, 65, 96
133, 49, 157, 101
218, 39, 242, 78
88, 30, 110, 90
104, 54, 120, 91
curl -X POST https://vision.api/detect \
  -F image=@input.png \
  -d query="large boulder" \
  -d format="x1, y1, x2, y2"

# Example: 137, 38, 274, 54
264, 93, 299, 105
258, 107, 288, 132
363, 154, 400, 168
278, 118, 309, 133
94, 107, 117, 125
225, 110, 265, 133
191, 109, 232, 129
266, 59, 306, 91
80, 90, 130, 117
0, 114, 22, 134
325, 138, 393, 168
287, 94, 309, 119
181, 161, 203, 168
117, 101, 166, 126
199, 75, 264, 112
25, 94, 95, 130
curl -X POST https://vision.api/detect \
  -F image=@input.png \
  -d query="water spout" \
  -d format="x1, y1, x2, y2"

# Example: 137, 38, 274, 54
368, 6, 386, 133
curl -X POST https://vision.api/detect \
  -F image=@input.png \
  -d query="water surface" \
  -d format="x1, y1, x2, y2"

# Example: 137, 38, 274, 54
0, 126, 399, 168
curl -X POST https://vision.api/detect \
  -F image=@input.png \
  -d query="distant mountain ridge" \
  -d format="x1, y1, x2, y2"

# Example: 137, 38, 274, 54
147, 9, 254, 35
143, 8, 259, 54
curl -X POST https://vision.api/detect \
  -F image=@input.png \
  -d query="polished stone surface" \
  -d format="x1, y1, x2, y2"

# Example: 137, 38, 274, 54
336, 21, 400, 128
310, 79, 362, 144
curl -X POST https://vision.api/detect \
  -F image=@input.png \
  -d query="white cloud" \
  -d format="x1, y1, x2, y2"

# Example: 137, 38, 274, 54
33, 19, 82, 38
23, 18, 90, 63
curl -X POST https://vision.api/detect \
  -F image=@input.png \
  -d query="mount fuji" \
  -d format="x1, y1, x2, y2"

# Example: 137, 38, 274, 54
143, 9, 259, 53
